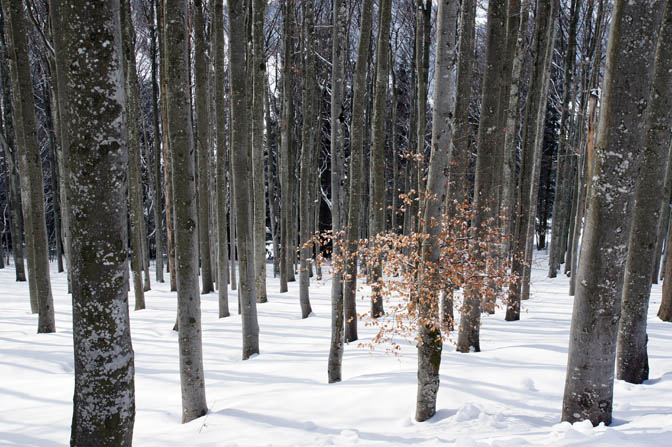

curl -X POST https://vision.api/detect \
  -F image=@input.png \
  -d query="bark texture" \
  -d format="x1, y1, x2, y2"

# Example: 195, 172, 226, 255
3, 0, 55, 332
416, 0, 457, 423
327, 0, 347, 383
228, 0, 260, 359
56, 1, 136, 444
562, 0, 665, 426
165, 0, 208, 422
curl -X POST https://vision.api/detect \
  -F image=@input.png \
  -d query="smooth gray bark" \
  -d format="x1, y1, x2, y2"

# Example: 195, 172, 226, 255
165, 0, 208, 422
56, 0, 135, 443
456, 0, 507, 352
299, 0, 315, 318
214, 0, 230, 318
416, 0, 458, 423
617, 0, 672, 384
342, 0, 374, 344
327, 0, 347, 384
194, 0, 214, 295
369, 0, 392, 319
121, 0, 146, 311
562, 0, 665, 425
228, 0, 260, 359
0, 22, 25, 282
3, 0, 55, 331
506, 0, 558, 320
252, 0, 268, 304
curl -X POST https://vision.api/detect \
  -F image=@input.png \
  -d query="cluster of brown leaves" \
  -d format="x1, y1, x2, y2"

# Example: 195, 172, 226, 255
308, 200, 519, 354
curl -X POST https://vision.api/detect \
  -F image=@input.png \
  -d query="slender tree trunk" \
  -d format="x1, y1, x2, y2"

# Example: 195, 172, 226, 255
228, 0, 260, 359
279, 0, 294, 294
149, 0, 164, 283
252, 0, 268, 303
158, 0, 177, 292
562, 0, 665, 425
166, 0, 209, 422
342, 0, 374, 343
506, 0, 559, 320
327, 0, 347, 384
456, 0, 507, 352
299, 0, 316, 318
369, 0, 392, 319
3, 0, 55, 332
416, 0, 457, 422
121, 0, 146, 311
56, 1, 135, 443
194, 0, 214, 294
0, 22, 25, 282
652, 168, 672, 284
549, 0, 580, 278
214, 0, 230, 318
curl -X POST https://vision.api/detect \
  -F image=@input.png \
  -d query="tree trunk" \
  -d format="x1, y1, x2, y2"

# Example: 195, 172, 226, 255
158, 0, 177, 292
121, 0, 147, 311
617, 1, 672, 383
252, 0, 268, 303
228, 0, 260, 359
562, 0, 665, 426
0, 20, 25, 282
299, 0, 316, 318
506, 0, 559, 321
279, 0, 294, 294
327, 0, 347, 384
369, 0, 392, 319
194, 0, 214, 295
342, 0, 374, 344
549, 0, 580, 278
456, 0, 507, 352
149, 0, 164, 283
165, 0, 208, 422
3, 0, 55, 332
56, 1, 135, 443
214, 0, 230, 318
416, 0, 457, 422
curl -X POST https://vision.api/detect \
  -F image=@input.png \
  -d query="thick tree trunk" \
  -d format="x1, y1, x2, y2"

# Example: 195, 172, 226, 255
166, 0, 209, 422
121, 0, 146, 311
416, 0, 457, 423
228, 0, 260, 359
56, 1, 135, 443
617, 1, 672, 384
456, 0, 507, 352
194, 0, 214, 295
562, 0, 665, 426
299, 0, 316, 318
214, 0, 230, 318
327, 0, 347, 384
3, 0, 55, 332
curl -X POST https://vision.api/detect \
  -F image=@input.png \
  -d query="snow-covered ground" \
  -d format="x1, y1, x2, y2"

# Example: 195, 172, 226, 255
1, 254, 671, 446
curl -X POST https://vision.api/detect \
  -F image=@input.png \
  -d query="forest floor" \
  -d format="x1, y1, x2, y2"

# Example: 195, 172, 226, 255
1, 253, 671, 446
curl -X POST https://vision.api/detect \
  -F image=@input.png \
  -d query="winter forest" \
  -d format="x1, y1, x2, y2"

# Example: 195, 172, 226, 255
1, 0, 672, 445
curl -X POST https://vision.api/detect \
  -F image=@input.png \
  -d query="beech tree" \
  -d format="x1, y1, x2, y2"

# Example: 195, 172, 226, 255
54, 0, 136, 443
562, 0, 665, 426
165, 0, 208, 422
2, 0, 55, 332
